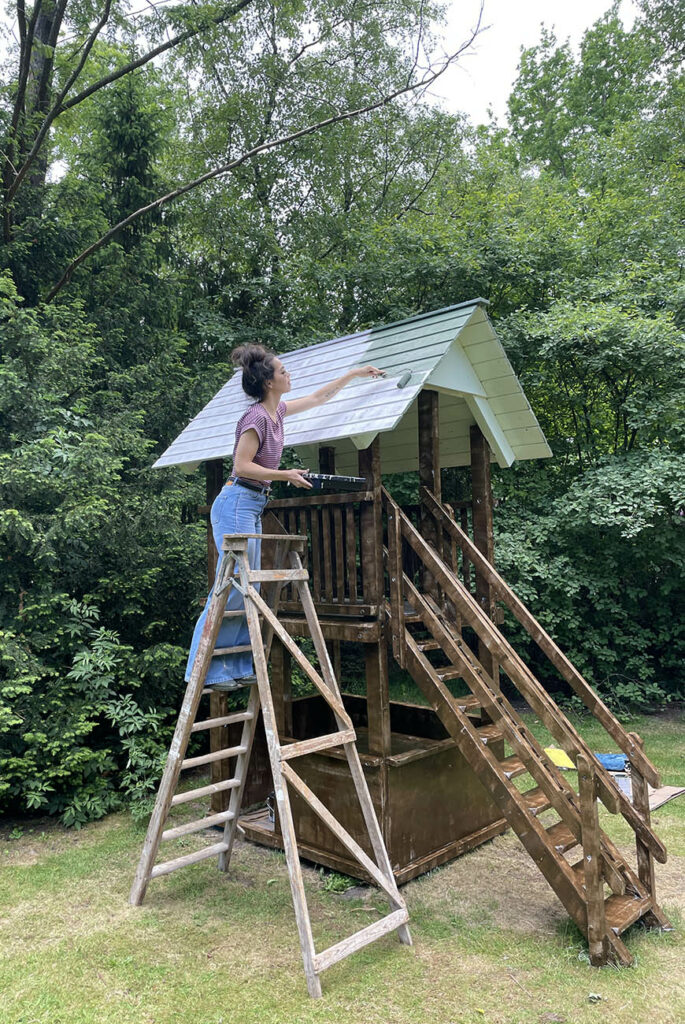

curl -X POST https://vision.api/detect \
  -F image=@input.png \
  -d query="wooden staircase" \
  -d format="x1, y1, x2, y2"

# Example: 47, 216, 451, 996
383, 487, 672, 966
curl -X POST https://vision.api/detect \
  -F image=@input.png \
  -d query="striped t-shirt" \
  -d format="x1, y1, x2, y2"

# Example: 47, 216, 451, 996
231, 401, 286, 484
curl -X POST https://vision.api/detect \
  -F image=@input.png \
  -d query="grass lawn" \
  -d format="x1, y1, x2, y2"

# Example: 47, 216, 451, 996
1, 710, 683, 1024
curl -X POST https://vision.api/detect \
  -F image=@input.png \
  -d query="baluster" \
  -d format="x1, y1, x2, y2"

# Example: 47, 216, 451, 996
628, 732, 655, 896
577, 754, 609, 965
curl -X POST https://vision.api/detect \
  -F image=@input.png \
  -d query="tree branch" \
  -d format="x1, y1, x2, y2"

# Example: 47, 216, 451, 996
46, 41, 479, 304
7, 1, 113, 202
59, 0, 255, 113
6, 0, 256, 203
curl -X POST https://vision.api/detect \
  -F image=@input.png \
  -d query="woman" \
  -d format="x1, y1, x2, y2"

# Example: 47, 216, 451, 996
185, 343, 384, 689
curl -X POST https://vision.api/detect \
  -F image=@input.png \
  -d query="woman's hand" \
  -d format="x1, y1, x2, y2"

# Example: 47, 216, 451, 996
283, 468, 313, 488
353, 365, 385, 379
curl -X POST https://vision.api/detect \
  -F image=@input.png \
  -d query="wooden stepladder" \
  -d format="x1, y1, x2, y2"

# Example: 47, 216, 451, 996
130, 533, 411, 998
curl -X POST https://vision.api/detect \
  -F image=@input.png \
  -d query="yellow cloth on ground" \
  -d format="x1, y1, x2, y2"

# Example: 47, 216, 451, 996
544, 746, 575, 770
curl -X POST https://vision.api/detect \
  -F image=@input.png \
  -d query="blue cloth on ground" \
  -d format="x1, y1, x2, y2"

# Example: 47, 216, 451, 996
594, 753, 628, 772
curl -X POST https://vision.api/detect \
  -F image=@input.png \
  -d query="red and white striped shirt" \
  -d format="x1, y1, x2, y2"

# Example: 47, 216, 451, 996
231, 401, 286, 484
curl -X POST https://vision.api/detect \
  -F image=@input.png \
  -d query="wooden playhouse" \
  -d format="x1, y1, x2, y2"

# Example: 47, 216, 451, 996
153, 299, 670, 965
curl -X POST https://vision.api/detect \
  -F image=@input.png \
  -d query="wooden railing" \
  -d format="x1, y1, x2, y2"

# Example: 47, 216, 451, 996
382, 485, 666, 863
265, 491, 378, 616
418, 485, 661, 788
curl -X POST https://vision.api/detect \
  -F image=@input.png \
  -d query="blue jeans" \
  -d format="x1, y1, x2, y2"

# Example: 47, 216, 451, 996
184, 482, 269, 686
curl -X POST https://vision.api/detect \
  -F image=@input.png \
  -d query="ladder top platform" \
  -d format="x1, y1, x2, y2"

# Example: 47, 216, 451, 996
221, 533, 307, 550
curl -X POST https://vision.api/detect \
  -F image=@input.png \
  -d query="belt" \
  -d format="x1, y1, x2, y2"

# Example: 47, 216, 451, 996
232, 477, 272, 496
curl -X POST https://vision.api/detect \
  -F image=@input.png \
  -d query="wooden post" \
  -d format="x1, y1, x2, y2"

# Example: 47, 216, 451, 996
418, 390, 441, 501
205, 458, 225, 586
577, 753, 609, 966
271, 637, 293, 738
418, 391, 441, 599
318, 445, 336, 476
358, 438, 391, 762
358, 439, 382, 606
470, 425, 499, 694
629, 733, 655, 895
205, 458, 229, 813
319, 446, 342, 680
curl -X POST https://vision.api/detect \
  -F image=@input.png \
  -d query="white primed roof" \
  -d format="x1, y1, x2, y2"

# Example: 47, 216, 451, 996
153, 300, 552, 474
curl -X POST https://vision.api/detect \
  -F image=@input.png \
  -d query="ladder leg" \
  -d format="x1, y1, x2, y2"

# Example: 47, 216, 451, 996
241, 557, 322, 998
291, 554, 412, 946
217, 681, 261, 872
129, 556, 235, 906
219, 539, 293, 872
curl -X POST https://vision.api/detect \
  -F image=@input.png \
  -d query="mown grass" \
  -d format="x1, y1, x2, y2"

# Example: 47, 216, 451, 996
1, 711, 683, 1024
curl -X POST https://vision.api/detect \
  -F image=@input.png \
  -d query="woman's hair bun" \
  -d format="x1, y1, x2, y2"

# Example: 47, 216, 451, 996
231, 343, 276, 401
231, 343, 269, 369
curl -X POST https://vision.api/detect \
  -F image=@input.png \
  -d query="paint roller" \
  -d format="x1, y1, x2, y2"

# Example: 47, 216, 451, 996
375, 368, 413, 388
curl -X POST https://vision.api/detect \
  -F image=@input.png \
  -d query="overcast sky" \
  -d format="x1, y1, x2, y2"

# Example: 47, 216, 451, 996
429, 0, 639, 125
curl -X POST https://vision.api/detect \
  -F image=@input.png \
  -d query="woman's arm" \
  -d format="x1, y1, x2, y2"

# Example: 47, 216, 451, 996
233, 429, 312, 488
283, 365, 384, 417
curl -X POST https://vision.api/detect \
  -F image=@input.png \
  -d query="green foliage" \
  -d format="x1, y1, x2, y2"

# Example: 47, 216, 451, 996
0, 0, 683, 823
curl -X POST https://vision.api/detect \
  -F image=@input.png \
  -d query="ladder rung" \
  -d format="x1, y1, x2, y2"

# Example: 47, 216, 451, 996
247, 569, 309, 582
313, 908, 409, 974
417, 639, 441, 652
546, 820, 579, 854
213, 645, 254, 655
171, 777, 242, 806
499, 754, 527, 779
223, 609, 262, 618
521, 786, 552, 815
162, 810, 235, 841
280, 729, 356, 762
437, 667, 461, 681
181, 744, 247, 770
191, 710, 254, 733
150, 841, 229, 879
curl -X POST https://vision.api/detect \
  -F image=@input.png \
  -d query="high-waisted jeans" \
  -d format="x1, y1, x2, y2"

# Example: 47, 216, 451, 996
184, 482, 268, 686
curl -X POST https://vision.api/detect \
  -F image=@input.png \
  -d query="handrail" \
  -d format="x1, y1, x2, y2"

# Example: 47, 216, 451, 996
419, 486, 660, 789
382, 487, 666, 863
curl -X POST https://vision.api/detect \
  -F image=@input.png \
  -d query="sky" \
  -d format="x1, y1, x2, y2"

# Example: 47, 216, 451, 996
428, 0, 639, 125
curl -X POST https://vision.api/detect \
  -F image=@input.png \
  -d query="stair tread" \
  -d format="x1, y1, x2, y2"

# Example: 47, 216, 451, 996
453, 694, 480, 713
521, 786, 552, 815
477, 724, 503, 744
499, 754, 527, 780
546, 821, 579, 853
604, 893, 653, 933
437, 667, 462, 681
417, 639, 441, 652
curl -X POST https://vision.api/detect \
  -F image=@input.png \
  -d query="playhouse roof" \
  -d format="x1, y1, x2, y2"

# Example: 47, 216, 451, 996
153, 299, 552, 475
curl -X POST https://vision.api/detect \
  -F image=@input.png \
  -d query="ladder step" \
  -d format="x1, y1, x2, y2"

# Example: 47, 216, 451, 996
546, 820, 579, 854
213, 644, 254, 655
162, 809, 235, 841
247, 568, 309, 582
171, 777, 242, 806
181, 744, 247, 770
437, 667, 462, 681
417, 639, 441, 652
477, 724, 503, 745
313, 908, 409, 974
521, 786, 552, 815
191, 710, 254, 733
150, 841, 229, 879
604, 893, 653, 934
280, 728, 356, 762
223, 609, 262, 618
499, 754, 527, 779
